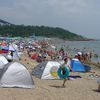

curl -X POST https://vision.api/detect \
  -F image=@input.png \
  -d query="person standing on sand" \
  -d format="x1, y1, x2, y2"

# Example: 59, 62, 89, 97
61, 57, 72, 87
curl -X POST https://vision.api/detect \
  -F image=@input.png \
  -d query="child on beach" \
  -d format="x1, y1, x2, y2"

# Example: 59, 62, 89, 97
61, 57, 72, 87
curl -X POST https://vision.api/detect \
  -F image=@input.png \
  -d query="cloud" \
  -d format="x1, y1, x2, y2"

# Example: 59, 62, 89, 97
0, 0, 100, 38
0, 0, 89, 22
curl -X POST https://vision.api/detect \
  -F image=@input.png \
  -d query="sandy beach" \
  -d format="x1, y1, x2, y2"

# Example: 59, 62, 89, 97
0, 51, 100, 100
0, 0, 100, 99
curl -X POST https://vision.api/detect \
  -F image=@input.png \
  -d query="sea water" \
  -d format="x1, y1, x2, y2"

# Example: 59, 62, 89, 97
52, 39, 100, 63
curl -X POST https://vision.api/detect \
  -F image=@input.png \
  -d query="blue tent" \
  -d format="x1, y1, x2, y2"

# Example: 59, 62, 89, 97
71, 59, 91, 72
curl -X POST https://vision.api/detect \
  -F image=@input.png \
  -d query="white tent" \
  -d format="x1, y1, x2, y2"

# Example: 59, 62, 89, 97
32, 61, 61, 79
0, 55, 8, 68
0, 62, 34, 88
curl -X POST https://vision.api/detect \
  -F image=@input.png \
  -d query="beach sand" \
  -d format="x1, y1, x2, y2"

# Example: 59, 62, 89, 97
0, 52, 100, 100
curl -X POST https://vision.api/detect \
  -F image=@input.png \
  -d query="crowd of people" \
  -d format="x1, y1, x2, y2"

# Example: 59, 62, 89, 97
0, 38, 100, 90
26, 45, 93, 64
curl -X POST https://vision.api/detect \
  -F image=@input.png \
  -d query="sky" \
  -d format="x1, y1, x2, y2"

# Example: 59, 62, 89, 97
0, 0, 100, 39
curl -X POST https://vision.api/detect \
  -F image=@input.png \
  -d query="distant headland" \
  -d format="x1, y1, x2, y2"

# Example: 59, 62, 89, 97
0, 19, 95, 41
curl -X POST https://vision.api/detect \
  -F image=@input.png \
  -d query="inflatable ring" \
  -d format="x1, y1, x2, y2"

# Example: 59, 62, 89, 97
58, 66, 70, 79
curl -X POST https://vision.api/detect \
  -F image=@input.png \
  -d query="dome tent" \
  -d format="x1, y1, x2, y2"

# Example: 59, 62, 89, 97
0, 62, 34, 88
32, 61, 61, 79
71, 58, 91, 72
0, 55, 8, 68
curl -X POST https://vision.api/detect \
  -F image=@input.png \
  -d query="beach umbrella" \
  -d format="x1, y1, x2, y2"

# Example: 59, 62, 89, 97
9, 44, 16, 51
1, 46, 9, 50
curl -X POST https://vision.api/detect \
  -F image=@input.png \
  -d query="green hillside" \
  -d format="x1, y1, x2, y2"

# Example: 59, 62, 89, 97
0, 24, 87, 40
